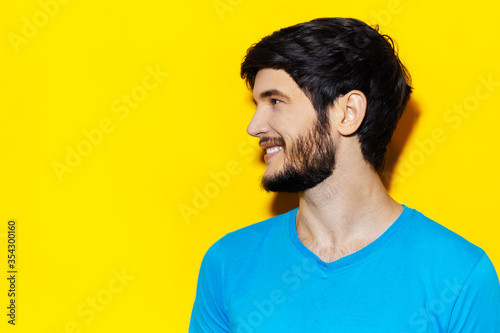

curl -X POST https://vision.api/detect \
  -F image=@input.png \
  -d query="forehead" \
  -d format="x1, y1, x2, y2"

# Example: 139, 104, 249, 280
253, 69, 302, 98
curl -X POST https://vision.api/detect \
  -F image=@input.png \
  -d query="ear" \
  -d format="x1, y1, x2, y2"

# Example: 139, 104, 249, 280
336, 90, 367, 136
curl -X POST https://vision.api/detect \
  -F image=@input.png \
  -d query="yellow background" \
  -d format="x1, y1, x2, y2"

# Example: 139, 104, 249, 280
1, 0, 499, 331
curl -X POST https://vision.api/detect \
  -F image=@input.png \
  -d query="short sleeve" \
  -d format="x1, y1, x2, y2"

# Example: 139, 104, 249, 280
189, 239, 230, 333
448, 252, 500, 332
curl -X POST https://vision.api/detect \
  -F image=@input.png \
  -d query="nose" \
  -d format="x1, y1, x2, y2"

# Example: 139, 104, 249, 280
246, 107, 270, 138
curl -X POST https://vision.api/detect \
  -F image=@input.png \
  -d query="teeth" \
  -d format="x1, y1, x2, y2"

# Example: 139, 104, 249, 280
266, 146, 283, 154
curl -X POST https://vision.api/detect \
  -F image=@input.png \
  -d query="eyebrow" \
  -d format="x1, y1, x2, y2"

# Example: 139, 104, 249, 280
253, 89, 292, 105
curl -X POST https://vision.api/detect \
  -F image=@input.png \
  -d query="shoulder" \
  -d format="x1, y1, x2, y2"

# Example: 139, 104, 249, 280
220, 208, 296, 249
205, 208, 297, 263
402, 206, 486, 271
401, 207, 500, 329
226, 208, 295, 238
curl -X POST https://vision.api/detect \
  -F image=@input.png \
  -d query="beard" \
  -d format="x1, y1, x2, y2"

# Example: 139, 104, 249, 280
261, 119, 336, 193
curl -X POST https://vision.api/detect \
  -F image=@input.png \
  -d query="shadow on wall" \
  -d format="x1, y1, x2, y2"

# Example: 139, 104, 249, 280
381, 99, 420, 190
267, 98, 421, 216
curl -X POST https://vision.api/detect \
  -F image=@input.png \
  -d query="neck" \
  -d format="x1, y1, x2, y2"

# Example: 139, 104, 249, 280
296, 161, 403, 263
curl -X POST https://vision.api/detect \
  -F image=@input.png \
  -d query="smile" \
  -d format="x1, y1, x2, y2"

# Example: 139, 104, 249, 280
264, 146, 283, 162
266, 146, 283, 154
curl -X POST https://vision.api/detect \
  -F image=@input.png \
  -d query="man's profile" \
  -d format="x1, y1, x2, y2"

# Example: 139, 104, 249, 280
189, 17, 500, 332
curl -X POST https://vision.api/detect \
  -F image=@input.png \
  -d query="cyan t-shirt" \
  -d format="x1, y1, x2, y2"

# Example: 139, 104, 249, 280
190, 205, 500, 332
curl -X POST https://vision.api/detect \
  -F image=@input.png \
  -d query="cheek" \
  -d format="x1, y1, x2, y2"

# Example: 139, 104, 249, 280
269, 110, 317, 146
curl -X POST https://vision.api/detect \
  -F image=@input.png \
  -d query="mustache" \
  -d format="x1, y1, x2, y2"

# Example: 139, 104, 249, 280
259, 137, 286, 147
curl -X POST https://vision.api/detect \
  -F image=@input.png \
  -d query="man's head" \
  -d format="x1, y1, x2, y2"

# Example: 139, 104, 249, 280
241, 17, 412, 192
251, 69, 337, 192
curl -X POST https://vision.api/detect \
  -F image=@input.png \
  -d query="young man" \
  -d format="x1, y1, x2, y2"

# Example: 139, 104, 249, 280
189, 18, 500, 332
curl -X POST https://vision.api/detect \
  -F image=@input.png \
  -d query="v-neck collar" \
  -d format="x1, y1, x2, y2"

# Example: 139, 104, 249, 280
286, 205, 415, 276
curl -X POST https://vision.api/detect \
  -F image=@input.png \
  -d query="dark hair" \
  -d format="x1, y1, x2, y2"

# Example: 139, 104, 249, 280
240, 17, 412, 172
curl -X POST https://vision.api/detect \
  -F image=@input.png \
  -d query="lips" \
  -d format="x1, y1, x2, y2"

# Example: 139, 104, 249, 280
260, 138, 285, 162
264, 145, 283, 162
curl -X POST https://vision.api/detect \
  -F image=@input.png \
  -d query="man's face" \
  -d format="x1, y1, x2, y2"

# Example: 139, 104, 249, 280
247, 69, 336, 192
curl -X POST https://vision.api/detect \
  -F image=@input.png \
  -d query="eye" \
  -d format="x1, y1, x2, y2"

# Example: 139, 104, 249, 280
270, 99, 282, 105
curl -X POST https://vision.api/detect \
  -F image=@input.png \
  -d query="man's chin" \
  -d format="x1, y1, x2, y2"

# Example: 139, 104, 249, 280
261, 172, 284, 193
261, 172, 301, 193
261, 168, 333, 193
